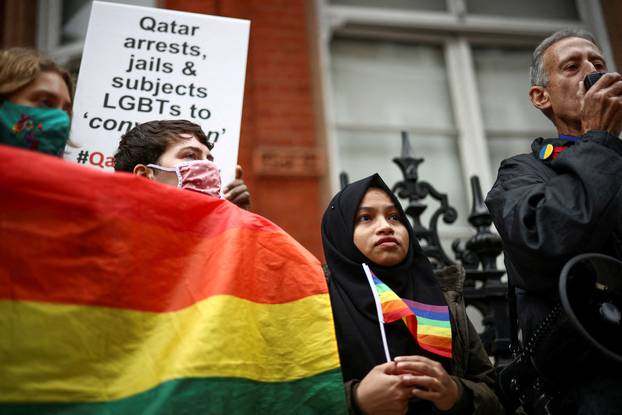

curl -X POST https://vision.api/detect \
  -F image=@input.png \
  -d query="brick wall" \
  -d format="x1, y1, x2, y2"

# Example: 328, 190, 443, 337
165, 0, 325, 259
602, 0, 622, 71
0, 0, 37, 48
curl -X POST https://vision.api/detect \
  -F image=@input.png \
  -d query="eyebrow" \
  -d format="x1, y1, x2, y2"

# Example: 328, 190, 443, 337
32, 89, 69, 100
30, 90, 73, 113
177, 145, 213, 160
177, 145, 205, 153
557, 53, 579, 67
558, 50, 605, 67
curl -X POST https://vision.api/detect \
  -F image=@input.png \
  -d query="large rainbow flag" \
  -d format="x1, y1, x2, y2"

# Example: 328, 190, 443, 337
371, 272, 452, 358
0, 145, 345, 414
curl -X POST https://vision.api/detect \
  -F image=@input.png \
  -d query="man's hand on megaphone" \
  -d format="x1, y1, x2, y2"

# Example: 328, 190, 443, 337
580, 72, 622, 136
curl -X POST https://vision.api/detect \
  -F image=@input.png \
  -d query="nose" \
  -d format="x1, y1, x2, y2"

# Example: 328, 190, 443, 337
376, 217, 394, 234
584, 60, 598, 75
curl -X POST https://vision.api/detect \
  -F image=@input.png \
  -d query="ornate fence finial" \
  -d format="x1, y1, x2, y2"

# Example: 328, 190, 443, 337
339, 172, 349, 190
453, 176, 510, 365
392, 131, 457, 268
453, 176, 503, 271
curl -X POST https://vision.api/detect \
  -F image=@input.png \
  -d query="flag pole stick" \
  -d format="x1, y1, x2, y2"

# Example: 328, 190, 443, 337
362, 263, 391, 362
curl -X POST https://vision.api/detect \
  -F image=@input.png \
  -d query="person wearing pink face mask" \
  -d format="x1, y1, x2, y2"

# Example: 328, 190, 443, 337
114, 119, 251, 210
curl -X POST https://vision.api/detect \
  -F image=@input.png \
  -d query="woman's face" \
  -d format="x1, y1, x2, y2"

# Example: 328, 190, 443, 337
353, 188, 409, 266
7, 71, 72, 115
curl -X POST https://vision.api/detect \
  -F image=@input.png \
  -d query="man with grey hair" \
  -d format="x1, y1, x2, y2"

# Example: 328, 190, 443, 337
529, 29, 597, 88
486, 29, 622, 413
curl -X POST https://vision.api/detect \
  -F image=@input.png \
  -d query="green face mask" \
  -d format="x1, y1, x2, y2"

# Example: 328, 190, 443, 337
0, 100, 70, 157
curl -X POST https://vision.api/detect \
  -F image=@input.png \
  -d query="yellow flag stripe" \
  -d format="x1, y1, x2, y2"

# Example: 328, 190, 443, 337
0, 294, 339, 403
416, 324, 452, 337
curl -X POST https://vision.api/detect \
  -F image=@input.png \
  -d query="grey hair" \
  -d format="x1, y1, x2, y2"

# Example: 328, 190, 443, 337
530, 29, 599, 87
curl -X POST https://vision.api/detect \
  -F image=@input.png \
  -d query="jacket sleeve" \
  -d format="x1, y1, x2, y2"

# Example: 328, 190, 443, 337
485, 131, 622, 258
451, 318, 505, 415
437, 266, 505, 414
344, 379, 363, 415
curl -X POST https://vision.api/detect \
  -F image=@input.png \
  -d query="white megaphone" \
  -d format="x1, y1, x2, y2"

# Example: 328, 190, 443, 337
559, 253, 622, 363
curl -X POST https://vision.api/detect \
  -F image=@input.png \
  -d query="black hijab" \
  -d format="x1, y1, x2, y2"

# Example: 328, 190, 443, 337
321, 174, 451, 382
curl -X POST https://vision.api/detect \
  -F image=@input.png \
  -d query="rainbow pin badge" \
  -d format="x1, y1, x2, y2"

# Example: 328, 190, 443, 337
539, 144, 554, 160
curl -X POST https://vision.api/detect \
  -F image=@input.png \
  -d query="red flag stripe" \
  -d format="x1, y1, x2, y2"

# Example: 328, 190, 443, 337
0, 146, 280, 239
0, 146, 326, 311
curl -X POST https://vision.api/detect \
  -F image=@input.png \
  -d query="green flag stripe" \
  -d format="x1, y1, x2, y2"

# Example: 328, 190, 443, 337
0, 369, 346, 415
416, 315, 451, 328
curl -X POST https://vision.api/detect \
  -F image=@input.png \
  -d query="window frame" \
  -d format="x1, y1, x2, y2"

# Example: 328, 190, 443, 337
316, 0, 613, 198
36, 0, 162, 66
316, 0, 613, 245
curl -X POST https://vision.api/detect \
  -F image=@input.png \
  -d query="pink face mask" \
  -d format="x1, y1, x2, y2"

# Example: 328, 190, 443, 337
147, 160, 222, 199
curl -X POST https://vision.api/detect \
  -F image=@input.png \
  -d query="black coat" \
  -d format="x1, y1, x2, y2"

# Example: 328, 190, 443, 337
485, 130, 622, 377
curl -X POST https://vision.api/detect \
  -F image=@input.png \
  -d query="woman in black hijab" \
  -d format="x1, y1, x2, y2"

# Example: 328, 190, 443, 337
322, 174, 502, 414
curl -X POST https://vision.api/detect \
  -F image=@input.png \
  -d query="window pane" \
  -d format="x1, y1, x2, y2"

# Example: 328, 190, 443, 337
61, 0, 91, 45
331, 39, 455, 129
472, 47, 556, 176
488, 135, 535, 177
473, 47, 551, 131
329, 0, 446, 12
336, 129, 469, 230
330, 37, 468, 236
61, 0, 158, 45
465, 0, 579, 20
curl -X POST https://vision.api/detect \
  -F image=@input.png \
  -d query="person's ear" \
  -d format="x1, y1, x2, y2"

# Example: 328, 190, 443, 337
529, 85, 551, 111
133, 164, 154, 179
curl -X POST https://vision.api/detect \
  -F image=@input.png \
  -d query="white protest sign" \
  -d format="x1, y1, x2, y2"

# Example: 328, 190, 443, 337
66, 1, 249, 185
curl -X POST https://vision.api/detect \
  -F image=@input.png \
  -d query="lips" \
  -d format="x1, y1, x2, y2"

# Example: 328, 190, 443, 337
375, 237, 399, 246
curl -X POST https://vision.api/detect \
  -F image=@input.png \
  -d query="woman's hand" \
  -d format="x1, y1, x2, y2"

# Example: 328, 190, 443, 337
355, 362, 412, 415
394, 355, 460, 411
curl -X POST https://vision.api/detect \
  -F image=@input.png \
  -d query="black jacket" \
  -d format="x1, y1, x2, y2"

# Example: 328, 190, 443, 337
485, 131, 622, 356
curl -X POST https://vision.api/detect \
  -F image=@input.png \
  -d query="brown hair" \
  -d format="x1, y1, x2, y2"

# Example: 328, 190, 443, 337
114, 119, 212, 172
0, 47, 74, 100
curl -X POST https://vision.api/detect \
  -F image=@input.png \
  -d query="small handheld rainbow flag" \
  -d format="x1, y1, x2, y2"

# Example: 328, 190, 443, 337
362, 264, 452, 359
403, 299, 453, 358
